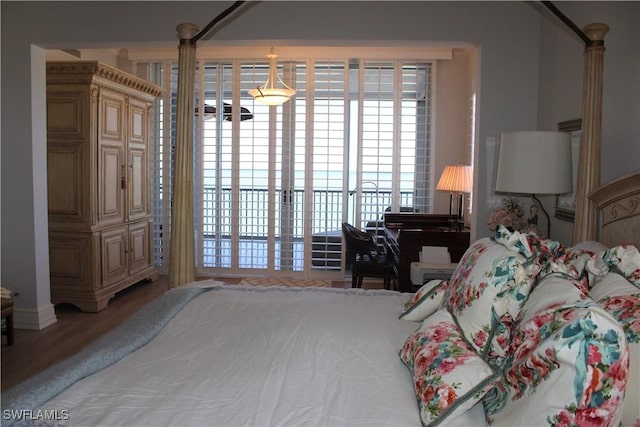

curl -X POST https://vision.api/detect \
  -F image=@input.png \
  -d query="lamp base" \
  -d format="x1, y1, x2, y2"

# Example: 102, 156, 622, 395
531, 194, 551, 239
456, 193, 465, 231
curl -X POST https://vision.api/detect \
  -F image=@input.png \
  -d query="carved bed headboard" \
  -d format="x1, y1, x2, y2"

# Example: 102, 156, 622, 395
589, 171, 640, 249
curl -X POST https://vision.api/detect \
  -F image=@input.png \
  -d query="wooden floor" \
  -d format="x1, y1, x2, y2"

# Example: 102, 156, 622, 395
1, 277, 173, 391
1, 275, 369, 392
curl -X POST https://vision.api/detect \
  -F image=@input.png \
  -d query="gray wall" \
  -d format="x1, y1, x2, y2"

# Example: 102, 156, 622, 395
536, 1, 640, 245
2, 1, 638, 325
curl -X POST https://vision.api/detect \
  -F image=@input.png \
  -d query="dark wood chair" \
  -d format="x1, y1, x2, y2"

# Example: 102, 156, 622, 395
342, 222, 397, 290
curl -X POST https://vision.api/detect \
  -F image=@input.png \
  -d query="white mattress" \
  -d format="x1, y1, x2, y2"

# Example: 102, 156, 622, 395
38, 284, 487, 426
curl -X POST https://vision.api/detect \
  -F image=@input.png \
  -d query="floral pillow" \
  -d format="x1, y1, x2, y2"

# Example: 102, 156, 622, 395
399, 309, 498, 426
493, 225, 562, 261
445, 235, 539, 369
495, 227, 594, 288
483, 275, 629, 427
590, 271, 640, 427
570, 240, 607, 254
517, 274, 589, 332
586, 244, 640, 287
400, 279, 449, 322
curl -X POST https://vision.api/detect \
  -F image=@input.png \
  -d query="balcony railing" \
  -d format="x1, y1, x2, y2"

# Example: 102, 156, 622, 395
198, 187, 417, 270
201, 187, 416, 237
154, 187, 417, 270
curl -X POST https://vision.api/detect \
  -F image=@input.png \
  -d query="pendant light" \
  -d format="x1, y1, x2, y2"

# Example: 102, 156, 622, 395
248, 48, 296, 106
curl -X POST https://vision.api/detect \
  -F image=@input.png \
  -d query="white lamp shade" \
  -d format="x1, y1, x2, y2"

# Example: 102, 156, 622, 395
496, 131, 572, 195
247, 87, 296, 106
436, 165, 473, 193
248, 49, 296, 106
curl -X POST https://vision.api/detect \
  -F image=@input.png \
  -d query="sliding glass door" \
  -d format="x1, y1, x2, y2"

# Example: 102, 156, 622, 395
198, 61, 311, 275
144, 57, 433, 278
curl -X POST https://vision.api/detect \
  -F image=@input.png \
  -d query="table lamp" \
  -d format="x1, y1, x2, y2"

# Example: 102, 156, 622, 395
436, 165, 473, 230
495, 131, 572, 238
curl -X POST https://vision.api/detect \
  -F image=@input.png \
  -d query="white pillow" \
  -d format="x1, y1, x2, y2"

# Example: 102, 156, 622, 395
399, 279, 448, 321
571, 240, 607, 253
591, 271, 639, 301
591, 271, 640, 427
484, 275, 629, 427
587, 244, 640, 287
399, 309, 498, 426
444, 236, 539, 369
518, 273, 588, 327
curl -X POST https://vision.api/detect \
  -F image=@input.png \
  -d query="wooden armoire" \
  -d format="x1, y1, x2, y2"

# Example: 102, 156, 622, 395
46, 61, 163, 312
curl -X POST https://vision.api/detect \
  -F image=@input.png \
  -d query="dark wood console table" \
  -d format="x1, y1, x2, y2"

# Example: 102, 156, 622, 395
383, 213, 470, 292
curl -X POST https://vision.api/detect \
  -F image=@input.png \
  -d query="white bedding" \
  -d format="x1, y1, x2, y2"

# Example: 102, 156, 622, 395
36, 283, 486, 426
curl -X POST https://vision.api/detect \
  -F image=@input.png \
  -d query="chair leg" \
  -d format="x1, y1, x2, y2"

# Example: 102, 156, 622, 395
357, 276, 364, 288
5, 313, 14, 346
351, 274, 358, 288
383, 278, 390, 290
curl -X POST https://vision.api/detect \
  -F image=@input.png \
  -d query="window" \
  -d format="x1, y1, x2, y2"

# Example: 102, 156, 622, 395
138, 52, 434, 278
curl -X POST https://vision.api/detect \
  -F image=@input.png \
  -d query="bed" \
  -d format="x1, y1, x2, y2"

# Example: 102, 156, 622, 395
1, 284, 488, 427
2, 171, 639, 427
589, 171, 640, 250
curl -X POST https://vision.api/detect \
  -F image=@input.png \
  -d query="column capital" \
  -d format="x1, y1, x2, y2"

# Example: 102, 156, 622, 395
176, 23, 200, 42
583, 23, 609, 43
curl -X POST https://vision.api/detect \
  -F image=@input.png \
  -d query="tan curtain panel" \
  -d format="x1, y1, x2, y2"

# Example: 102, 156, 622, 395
168, 23, 199, 287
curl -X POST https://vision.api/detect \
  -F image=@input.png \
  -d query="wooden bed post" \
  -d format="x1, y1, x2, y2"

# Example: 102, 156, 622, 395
169, 23, 199, 287
573, 23, 609, 244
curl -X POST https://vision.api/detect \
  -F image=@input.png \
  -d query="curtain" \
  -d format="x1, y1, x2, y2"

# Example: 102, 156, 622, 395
572, 23, 609, 244
168, 23, 199, 287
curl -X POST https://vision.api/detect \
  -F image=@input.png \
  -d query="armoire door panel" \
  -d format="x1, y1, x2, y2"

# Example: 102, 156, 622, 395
128, 147, 148, 220
47, 91, 87, 140
98, 89, 126, 227
129, 221, 151, 275
101, 226, 128, 286
49, 232, 93, 289
99, 93, 125, 142
127, 98, 149, 220
129, 99, 147, 144
98, 145, 124, 225
47, 145, 85, 224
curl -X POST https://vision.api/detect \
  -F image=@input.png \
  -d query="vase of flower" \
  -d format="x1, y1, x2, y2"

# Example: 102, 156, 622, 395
488, 197, 530, 233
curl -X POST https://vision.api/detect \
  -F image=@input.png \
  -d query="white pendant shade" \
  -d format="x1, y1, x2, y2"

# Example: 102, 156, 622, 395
248, 48, 296, 106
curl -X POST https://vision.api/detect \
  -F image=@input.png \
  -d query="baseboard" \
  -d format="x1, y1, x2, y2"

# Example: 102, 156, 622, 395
14, 303, 57, 330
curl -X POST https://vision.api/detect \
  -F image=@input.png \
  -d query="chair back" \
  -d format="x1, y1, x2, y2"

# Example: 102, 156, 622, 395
342, 222, 397, 289
342, 223, 377, 259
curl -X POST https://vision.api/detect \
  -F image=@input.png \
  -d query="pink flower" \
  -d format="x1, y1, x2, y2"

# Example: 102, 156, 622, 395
415, 349, 436, 372
437, 359, 458, 374
438, 385, 458, 408
553, 409, 574, 427
421, 384, 436, 404
607, 357, 629, 386
474, 330, 487, 346
574, 408, 609, 427
431, 323, 450, 342
533, 311, 555, 328
495, 333, 509, 350
588, 345, 603, 365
